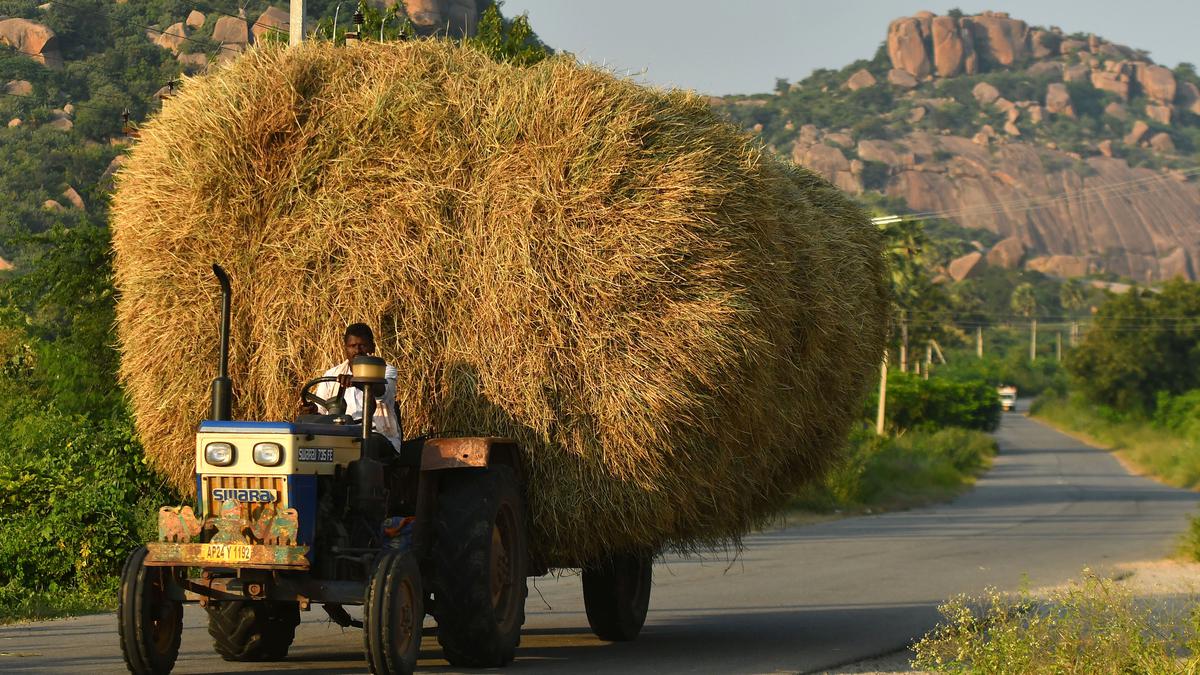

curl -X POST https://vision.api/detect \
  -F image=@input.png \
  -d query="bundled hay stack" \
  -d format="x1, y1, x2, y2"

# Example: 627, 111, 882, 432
112, 41, 889, 566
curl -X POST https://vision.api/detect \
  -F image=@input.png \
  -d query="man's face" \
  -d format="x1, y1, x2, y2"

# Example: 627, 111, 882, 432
343, 334, 375, 363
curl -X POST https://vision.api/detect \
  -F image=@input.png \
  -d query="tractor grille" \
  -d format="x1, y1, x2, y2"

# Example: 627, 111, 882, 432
203, 475, 287, 515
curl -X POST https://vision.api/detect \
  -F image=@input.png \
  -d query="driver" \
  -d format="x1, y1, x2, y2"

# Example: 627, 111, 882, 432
299, 323, 402, 454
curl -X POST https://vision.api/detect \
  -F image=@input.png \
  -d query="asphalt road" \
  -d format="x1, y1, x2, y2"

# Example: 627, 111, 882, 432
3, 406, 1197, 674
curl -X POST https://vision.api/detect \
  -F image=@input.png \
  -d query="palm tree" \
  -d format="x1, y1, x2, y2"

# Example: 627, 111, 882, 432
1011, 283, 1038, 361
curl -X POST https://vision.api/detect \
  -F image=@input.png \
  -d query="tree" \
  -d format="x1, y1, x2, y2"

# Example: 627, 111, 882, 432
1011, 283, 1037, 318
1067, 281, 1200, 412
1011, 283, 1038, 361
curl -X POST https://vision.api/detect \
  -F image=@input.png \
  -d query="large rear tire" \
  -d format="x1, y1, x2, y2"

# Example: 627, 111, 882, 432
118, 546, 182, 675
363, 549, 423, 675
431, 465, 528, 667
582, 552, 653, 641
206, 599, 300, 661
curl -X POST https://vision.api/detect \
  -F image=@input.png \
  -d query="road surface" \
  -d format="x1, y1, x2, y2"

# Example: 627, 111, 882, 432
3, 408, 1197, 674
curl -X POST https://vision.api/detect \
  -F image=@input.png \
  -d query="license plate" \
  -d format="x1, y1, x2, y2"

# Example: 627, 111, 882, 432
298, 447, 334, 462
200, 544, 254, 563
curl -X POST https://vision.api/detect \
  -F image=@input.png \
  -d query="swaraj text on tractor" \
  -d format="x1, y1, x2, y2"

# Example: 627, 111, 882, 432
117, 264, 654, 674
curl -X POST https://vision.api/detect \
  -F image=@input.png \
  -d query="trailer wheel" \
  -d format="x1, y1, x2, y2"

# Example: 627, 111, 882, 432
206, 599, 300, 661
363, 549, 423, 675
582, 552, 653, 641
118, 546, 182, 675
431, 465, 528, 667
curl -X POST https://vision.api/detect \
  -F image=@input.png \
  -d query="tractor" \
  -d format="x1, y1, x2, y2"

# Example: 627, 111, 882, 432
117, 264, 654, 674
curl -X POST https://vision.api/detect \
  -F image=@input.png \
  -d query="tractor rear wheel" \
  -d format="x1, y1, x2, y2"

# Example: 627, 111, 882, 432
206, 599, 300, 661
118, 546, 182, 675
363, 549, 423, 675
582, 552, 653, 641
431, 465, 528, 667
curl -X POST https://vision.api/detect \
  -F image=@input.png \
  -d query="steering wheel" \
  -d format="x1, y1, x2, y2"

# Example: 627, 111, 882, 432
300, 376, 348, 418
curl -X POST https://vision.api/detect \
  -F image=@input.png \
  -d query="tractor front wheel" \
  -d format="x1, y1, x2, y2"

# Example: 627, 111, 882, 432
117, 546, 182, 675
431, 465, 528, 667
363, 549, 423, 675
582, 552, 653, 641
206, 599, 300, 661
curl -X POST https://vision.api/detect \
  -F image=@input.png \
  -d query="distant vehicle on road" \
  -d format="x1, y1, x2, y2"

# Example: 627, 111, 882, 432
998, 386, 1018, 411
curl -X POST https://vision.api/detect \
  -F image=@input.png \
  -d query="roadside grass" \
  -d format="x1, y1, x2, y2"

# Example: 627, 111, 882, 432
1032, 395, 1200, 489
0, 577, 117, 625
790, 427, 998, 514
912, 570, 1200, 674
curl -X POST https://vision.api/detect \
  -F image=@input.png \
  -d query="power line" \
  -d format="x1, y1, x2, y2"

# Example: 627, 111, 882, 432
184, 1, 288, 36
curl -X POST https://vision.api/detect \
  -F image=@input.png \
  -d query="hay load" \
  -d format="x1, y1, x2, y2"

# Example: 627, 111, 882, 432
111, 41, 889, 566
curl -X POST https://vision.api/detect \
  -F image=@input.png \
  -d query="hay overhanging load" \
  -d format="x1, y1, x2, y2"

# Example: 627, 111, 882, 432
111, 41, 889, 566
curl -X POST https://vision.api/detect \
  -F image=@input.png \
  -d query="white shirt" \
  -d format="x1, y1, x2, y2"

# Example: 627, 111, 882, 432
313, 360, 402, 452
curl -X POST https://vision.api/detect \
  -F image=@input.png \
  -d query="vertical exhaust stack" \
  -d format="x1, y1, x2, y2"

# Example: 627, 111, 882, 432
210, 264, 233, 421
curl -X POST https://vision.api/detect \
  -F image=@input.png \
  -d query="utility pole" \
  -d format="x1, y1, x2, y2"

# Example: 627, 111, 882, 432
1071, 321, 1079, 346
876, 353, 888, 436
924, 342, 932, 380
900, 311, 908, 373
289, 0, 307, 46
1030, 319, 1038, 362
976, 325, 983, 359
1056, 331, 1062, 362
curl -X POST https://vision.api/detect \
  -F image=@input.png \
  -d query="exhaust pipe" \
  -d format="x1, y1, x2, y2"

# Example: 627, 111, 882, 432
210, 263, 232, 421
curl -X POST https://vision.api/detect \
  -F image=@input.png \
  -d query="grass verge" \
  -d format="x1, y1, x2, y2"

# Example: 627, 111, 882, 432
1032, 395, 1200, 489
912, 569, 1200, 673
0, 577, 117, 625
790, 426, 998, 514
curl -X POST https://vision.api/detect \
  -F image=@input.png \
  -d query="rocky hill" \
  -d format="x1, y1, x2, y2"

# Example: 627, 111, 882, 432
718, 11, 1200, 283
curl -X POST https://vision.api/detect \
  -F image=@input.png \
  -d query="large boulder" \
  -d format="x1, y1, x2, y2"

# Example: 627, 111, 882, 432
1063, 62, 1090, 82
4, 79, 32, 96
1149, 132, 1175, 153
1136, 65, 1176, 104
845, 69, 876, 91
1026, 255, 1089, 277
857, 139, 914, 168
186, 10, 206, 30
987, 236, 1026, 269
948, 251, 987, 281
931, 15, 970, 77
1124, 120, 1149, 145
1030, 29, 1059, 58
887, 68, 918, 89
1045, 83, 1074, 116
0, 18, 63, 68
1090, 70, 1129, 100
212, 16, 249, 47
964, 12, 1029, 68
1026, 61, 1061, 79
1145, 104, 1172, 125
887, 17, 931, 78
401, 0, 479, 37
61, 186, 85, 210
252, 7, 289, 43
1104, 102, 1129, 119
1179, 82, 1200, 115
151, 22, 188, 53
1158, 248, 1193, 280
972, 81, 1001, 105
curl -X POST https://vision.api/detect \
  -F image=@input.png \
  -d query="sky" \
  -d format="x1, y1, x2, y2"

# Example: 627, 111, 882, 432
500, 1, 1200, 96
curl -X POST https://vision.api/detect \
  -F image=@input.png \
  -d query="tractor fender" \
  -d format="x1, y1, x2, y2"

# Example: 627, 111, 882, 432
420, 437, 521, 474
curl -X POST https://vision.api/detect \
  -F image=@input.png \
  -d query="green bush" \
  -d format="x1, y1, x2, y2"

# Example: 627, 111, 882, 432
792, 427, 997, 511
913, 572, 1199, 673
1154, 389, 1200, 440
0, 392, 175, 589
874, 372, 1001, 432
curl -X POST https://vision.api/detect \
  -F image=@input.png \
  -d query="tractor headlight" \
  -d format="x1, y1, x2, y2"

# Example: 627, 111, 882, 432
205, 442, 235, 466
253, 442, 283, 467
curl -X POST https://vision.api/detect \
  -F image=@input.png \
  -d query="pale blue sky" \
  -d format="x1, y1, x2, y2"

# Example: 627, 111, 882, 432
500, 1, 1200, 95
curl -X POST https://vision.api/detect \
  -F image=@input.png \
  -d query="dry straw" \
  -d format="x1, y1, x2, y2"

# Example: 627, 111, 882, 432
111, 40, 889, 566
